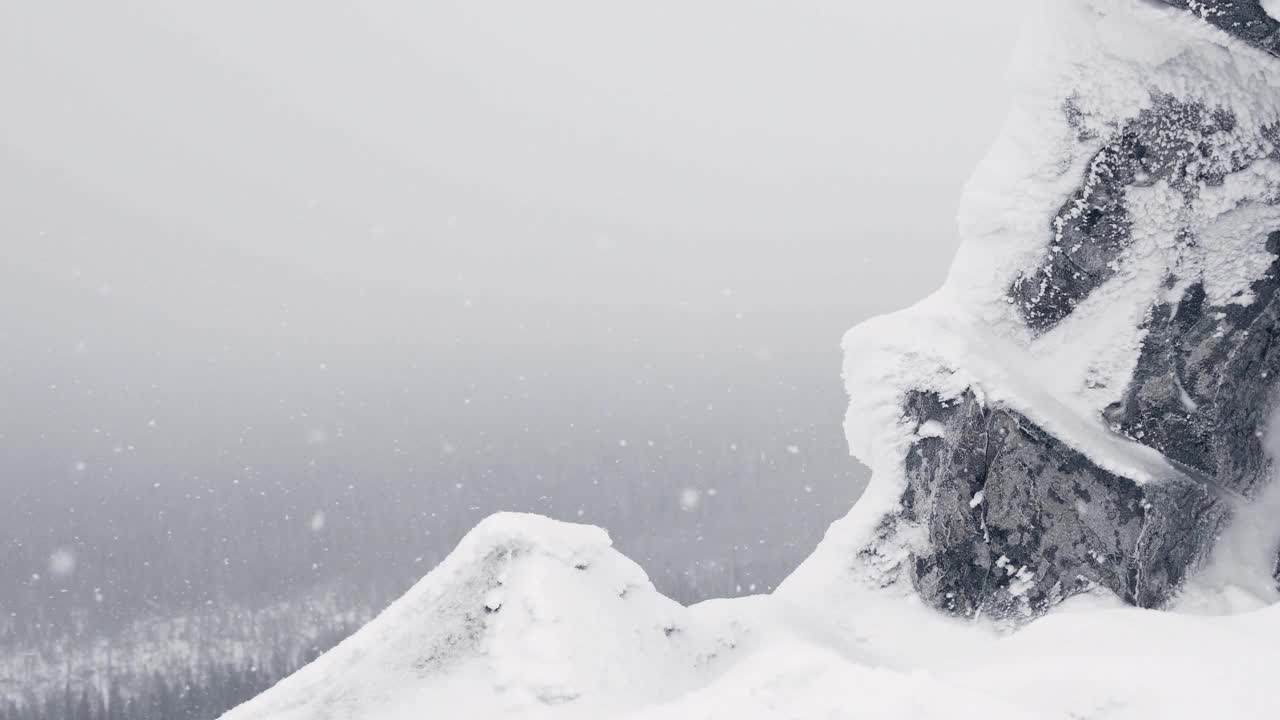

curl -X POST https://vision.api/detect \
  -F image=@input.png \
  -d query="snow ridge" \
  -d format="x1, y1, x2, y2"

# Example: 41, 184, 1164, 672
221, 513, 1280, 719
221, 514, 709, 720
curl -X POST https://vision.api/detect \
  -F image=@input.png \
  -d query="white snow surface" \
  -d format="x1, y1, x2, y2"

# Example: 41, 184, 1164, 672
1265, 0, 1280, 23
222, 513, 710, 720
220, 512, 1280, 720
222, 3, 1280, 719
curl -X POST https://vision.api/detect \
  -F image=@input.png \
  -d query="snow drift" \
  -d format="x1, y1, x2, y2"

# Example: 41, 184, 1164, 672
220, 514, 715, 719
220, 513, 1280, 719
223, 1, 1280, 718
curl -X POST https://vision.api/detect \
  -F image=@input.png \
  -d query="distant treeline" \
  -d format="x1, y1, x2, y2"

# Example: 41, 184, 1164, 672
0, 551, 798, 719
0, 588, 375, 720
4, 411, 861, 718
4, 422, 859, 636
0, 648, 322, 720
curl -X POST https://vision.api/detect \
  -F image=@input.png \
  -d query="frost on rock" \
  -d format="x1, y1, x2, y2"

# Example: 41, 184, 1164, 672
789, 0, 1280, 620
1155, 0, 1280, 52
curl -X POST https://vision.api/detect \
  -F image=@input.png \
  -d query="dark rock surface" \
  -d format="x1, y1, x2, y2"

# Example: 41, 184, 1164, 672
896, 390, 1229, 617
1105, 249, 1280, 497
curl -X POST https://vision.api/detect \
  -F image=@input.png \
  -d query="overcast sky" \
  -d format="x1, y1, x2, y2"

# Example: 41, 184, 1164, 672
0, 1, 1023, 508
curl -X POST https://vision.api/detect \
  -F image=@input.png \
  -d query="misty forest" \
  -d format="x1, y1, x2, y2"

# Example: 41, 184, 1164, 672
2, 392, 861, 719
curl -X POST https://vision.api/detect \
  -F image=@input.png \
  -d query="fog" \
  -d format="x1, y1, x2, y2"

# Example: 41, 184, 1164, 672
0, 0, 1022, 633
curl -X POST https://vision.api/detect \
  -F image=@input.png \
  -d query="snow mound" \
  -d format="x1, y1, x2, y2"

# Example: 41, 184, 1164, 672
219, 513, 711, 720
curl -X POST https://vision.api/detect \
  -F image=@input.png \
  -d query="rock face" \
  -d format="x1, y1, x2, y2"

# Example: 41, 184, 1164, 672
1011, 96, 1267, 332
1104, 249, 1280, 498
836, 0, 1280, 619
898, 390, 1228, 616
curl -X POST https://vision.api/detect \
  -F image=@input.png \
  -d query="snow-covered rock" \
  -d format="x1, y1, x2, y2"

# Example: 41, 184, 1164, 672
786, 0, 1280, 618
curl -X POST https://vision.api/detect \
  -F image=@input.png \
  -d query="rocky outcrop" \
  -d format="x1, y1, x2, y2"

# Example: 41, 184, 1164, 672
1104, 248, 1280, 497
847, 0, 1280, 619
896, 390, 1229, 617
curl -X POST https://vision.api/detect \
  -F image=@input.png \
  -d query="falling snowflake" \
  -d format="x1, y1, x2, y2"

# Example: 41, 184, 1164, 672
679, 488, 701, 512
48, 548, 76, 577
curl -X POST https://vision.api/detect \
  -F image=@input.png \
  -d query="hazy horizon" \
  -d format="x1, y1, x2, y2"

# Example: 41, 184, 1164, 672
1, 1, 1023, 619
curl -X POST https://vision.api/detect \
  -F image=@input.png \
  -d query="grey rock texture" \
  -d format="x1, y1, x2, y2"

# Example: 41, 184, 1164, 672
895, 391, 1229, 617
886, 4, 1280, 618
1013, 97, 1261, 332
1104, 249, 1280, 498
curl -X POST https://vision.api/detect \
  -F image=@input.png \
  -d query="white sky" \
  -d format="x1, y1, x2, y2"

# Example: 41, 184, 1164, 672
0, 0, 1024, 478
